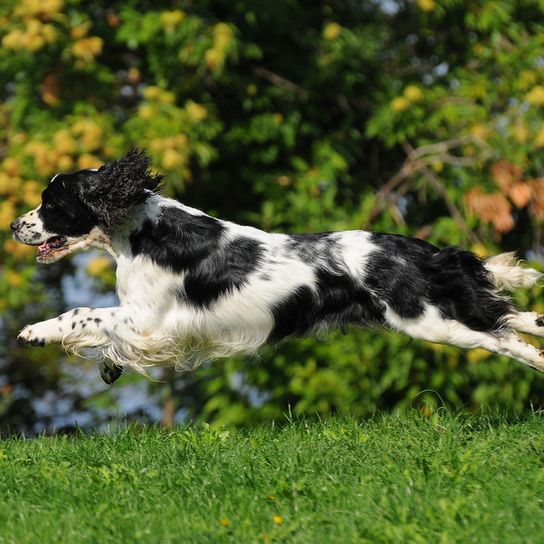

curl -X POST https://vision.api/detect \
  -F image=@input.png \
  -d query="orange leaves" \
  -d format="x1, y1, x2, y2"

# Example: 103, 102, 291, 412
465, 160, 544, 234
527, 178, 544, 221
464, 189, 513, 233
490, 160, 522, 191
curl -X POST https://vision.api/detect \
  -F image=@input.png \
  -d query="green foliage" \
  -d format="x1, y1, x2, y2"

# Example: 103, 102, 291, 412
1, 0, 544, 430
1, 413, 544, 542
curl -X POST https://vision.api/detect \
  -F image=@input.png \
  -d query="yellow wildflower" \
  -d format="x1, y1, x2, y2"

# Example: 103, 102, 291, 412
219, 518, 231, 527
272, 515, 282, 525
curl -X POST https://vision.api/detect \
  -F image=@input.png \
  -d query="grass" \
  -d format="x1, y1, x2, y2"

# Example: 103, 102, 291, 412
1, 412, 544, 543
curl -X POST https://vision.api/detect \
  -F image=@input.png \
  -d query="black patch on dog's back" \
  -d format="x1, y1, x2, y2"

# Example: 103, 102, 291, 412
268, 232, 386, 341
366, 233, 513, 332
130, 207, 263, 307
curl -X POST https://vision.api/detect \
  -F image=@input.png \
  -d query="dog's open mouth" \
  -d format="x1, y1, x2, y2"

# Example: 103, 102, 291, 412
36, 236, 68, 261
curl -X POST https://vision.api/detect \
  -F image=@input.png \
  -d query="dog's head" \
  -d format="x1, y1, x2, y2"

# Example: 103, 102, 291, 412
10, 149, 162, 263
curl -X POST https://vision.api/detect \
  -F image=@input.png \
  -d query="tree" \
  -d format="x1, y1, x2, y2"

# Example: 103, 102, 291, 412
1, 0, 543, 432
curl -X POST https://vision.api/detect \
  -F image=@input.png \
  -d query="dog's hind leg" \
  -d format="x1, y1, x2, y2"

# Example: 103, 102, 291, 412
485, 253, 542, 291
506, 312, 544, 338
386, 305, 544, 372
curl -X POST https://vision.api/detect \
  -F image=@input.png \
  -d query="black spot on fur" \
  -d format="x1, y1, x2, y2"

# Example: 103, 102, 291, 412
286, 233, 334, 263
269, 233, 385, 341
39, 176, 99, 237
71, 322, 76, 330
536, 316, 544, 328
367, 233, 513, 332
94, 318, 102, 324
269, 267, 385, 342
130, 207, 263, 307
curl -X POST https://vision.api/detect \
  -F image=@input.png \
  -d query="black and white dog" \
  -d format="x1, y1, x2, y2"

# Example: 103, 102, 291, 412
10, 150, 544, 384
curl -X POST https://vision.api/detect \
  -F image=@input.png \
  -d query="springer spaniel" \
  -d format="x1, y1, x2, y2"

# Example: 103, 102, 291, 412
10, 150, 544, 384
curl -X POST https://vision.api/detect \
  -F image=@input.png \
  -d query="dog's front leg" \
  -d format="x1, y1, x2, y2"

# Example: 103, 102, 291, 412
18, 306, 123, 348
18, 305, 167, 384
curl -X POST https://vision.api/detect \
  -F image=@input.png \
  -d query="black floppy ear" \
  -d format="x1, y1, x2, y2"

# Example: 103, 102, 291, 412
75, 149, 163, 230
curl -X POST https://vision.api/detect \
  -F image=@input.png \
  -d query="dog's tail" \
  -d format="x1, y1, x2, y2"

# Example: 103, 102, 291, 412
485, 252, 542, 291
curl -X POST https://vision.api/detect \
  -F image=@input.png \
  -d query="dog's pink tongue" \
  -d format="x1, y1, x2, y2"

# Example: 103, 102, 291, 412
37, 241, 51, 257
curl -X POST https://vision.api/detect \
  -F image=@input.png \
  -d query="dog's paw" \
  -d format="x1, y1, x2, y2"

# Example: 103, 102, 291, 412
99, 362, 123, 385
17, 326, 46, 347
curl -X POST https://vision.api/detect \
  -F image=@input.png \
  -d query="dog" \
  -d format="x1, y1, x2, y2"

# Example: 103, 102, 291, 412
10, 149, 544, 385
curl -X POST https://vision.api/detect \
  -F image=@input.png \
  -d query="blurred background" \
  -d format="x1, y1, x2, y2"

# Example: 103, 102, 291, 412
1, 0, 544, 434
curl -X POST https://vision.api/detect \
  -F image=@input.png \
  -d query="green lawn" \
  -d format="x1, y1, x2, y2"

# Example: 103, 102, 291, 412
1, 412, 544, 543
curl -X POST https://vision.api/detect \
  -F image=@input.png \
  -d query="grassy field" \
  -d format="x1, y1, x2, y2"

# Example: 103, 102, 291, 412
1, 412, 544, 543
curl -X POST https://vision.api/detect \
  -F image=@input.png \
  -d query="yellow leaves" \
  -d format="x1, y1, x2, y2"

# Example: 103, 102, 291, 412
518, 70, 537, 90
0, 200, 16, 230
2, 22, 51, 52
5, 270, 23, 288
323, 22, 342, 41
526, 85, 544, 106
390, 96, 410, 112
160, 10, 185, 32
185, 101, 208, 123
471, 243, 489, 258
0, 173, 21, 195
213, 23, 233, 49
53, 129, 77, 154
22, 181, 43, 207
205, 48, 224, 71
204, 23, 233, 71
512, 119, 528, 143
72, 120, 104, 152
70, 21, 91, 40
161, 148, 185, 170
3, 239, 35, 258
467, 348, 491, 363
3, 158, 20, 177
86, 256, 112, 278
471, 124, 489, 140
14, 0, 63, 19
137, 104, 155, 120
143, 86, 175, 104
78, 154, 102, 169
403, 85, 423, 102
149, 135, 188, 171
390, 85, 424, 113
71, 36, 103, 63
417, 0, 435, 12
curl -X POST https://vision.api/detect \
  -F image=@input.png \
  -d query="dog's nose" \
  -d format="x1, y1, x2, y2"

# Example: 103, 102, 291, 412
10, 220, 19, 231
